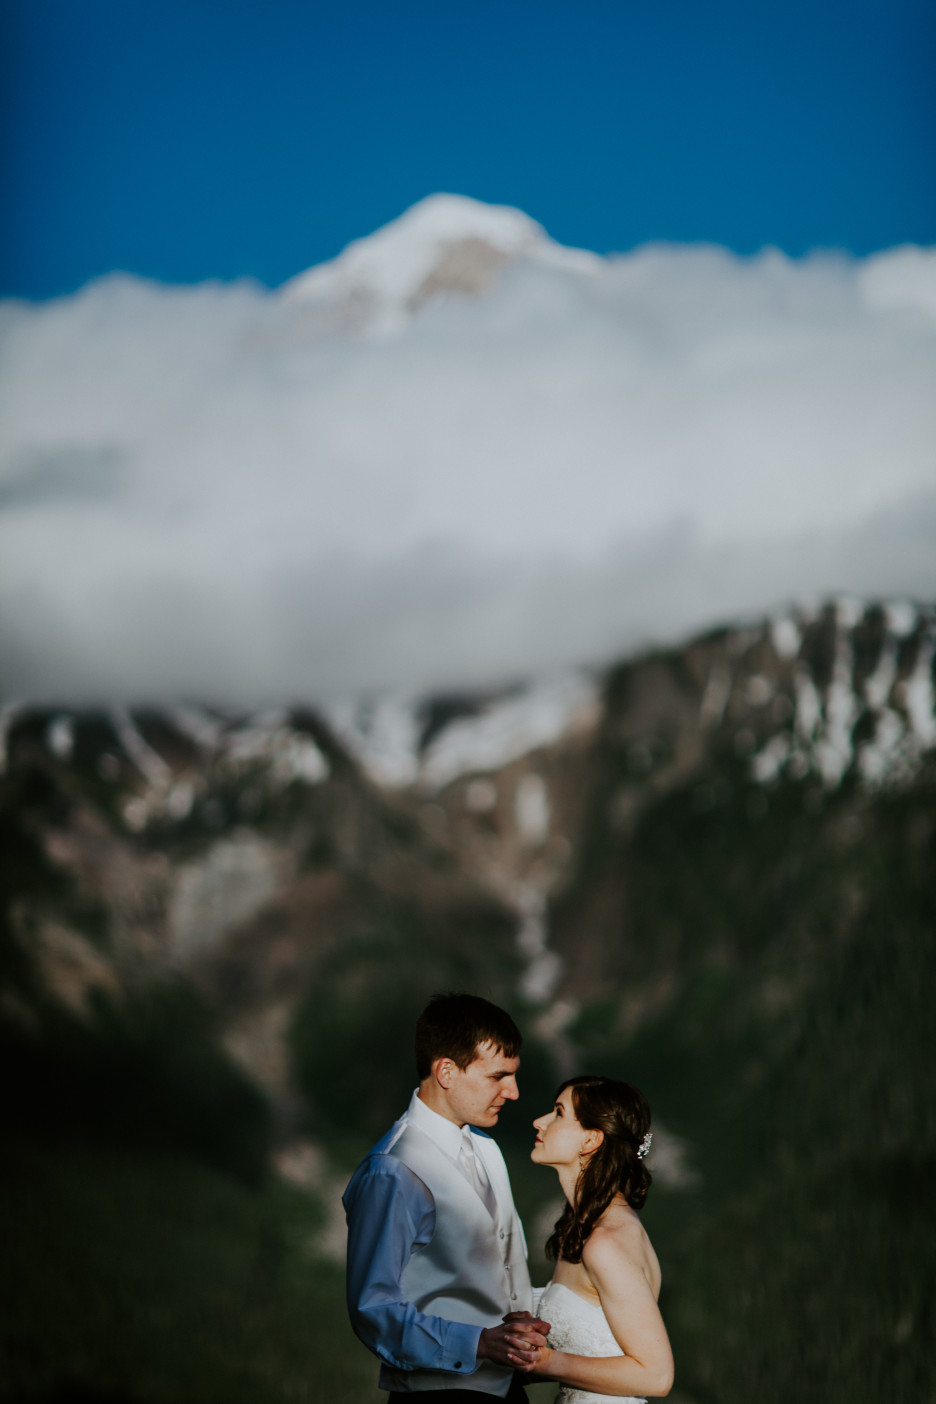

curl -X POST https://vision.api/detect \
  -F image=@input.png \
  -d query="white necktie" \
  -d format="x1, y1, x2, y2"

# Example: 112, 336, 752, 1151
458, 1127, 497, 1218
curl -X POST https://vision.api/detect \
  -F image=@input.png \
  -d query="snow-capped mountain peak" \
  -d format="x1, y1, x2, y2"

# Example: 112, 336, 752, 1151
280, 193, 599, 336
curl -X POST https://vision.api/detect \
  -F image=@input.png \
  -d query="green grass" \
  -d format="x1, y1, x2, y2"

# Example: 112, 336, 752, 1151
0, 1138, 381, 1404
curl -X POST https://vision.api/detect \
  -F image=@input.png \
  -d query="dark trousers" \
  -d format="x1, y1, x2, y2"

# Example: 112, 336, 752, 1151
388, 1384, 528, 1404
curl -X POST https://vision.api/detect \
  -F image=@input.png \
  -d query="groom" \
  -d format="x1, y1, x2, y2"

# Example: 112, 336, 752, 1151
343, 992, 549, 1400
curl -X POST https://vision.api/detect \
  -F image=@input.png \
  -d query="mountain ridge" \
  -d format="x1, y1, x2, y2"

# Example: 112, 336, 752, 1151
3, 595, 934, 1403
3, 595, 933, 1061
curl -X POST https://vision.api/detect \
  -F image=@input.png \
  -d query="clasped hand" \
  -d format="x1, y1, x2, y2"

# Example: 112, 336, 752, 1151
501, 1309, 553, 1373
477, 1311, 550, 1371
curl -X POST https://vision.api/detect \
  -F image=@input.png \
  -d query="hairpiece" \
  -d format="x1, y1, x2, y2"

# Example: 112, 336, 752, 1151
637, 1131, 652, 1160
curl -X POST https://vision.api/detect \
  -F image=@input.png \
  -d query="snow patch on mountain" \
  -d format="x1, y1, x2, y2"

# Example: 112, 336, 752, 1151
749, 602, 936, 791
325, 671, 600, 790
421, 673, 599, 790
281, 193, 600, 337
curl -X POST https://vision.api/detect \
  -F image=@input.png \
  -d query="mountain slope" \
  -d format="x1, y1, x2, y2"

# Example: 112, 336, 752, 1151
1, 597, 934, 1403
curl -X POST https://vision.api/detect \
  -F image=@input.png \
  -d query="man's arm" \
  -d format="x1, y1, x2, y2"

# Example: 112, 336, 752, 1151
343, 1156, 484, 1377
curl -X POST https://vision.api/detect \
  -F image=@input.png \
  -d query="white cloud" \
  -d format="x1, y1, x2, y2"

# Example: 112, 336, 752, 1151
1, 199, 934, 704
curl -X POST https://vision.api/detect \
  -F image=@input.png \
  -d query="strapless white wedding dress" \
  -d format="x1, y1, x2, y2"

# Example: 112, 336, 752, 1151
536, 1281, 647, 1404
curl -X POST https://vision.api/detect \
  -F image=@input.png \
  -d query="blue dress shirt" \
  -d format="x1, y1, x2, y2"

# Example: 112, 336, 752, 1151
342, 1092, 491, 1377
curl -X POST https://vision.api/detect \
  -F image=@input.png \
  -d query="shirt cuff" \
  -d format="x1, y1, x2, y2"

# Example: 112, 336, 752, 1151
440, 1321, 483, 1374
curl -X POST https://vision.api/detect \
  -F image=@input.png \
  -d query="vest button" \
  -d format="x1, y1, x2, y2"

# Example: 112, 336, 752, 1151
499, 1230, 505, 1239
511, 1292, 518, 1300
454, 1362, 462, 1370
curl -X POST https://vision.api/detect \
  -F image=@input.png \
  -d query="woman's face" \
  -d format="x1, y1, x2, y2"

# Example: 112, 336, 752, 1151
531, 1086, 593, 1167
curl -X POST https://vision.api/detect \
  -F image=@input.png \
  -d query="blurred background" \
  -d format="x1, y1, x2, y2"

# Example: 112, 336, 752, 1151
1, 2, 935, 1401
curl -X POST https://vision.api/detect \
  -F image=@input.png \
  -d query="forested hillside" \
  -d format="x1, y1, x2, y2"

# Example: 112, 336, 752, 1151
2, 599, 933, 1403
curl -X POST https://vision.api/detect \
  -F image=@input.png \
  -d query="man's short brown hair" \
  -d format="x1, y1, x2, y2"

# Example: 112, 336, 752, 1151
414, 993, 522, 1080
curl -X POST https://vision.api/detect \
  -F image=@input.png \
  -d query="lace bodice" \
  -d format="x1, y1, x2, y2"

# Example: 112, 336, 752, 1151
537, 1281, 647, 1404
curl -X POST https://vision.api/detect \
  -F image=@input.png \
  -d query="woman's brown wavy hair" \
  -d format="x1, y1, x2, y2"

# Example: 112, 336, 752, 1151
545, 1075, 652, 1265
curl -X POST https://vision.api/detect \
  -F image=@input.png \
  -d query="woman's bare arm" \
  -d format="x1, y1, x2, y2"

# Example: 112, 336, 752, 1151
507, 1232, 674, 1397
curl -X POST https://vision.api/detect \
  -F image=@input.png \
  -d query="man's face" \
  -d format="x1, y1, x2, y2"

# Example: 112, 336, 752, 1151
441, 1040, 520, 1128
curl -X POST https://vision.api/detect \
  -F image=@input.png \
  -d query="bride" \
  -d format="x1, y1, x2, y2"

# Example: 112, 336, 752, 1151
506, 1075, 674, 1401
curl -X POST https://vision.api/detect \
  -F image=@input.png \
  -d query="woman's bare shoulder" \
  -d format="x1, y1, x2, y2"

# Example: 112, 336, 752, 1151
584, 1204, 643, 1259
583, 1205, 661, 1294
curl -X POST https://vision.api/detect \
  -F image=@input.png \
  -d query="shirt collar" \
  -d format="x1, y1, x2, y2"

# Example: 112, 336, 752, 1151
407, 1087, 469, 1160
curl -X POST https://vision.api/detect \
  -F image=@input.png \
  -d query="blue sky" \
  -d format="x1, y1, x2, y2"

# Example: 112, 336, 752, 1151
2, 0, 934, 299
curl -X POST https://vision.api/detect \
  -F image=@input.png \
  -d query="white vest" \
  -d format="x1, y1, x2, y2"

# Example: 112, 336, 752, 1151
380, 1122, 533, 1395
